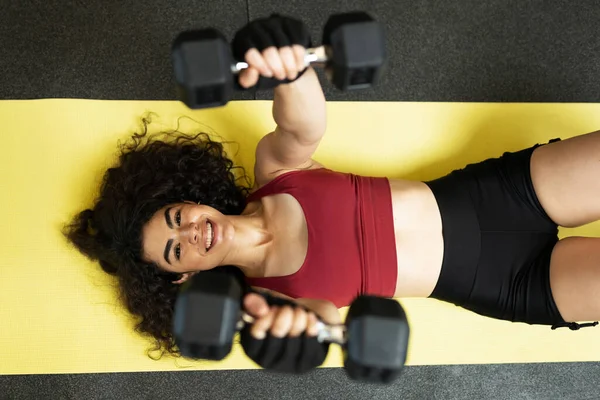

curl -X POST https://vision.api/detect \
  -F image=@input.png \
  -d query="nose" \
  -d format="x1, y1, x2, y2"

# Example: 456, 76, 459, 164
181, 222, 199, 244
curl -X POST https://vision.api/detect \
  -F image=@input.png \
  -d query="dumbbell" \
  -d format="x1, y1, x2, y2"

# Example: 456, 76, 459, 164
171, 11, 386, 109
173, 270, 410, 384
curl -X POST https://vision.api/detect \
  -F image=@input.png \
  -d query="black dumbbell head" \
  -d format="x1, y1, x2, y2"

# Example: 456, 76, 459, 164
322, 12, 386, 91
171, 29, 235, 109
173, 270, 244, 360
344, 296, 409, 384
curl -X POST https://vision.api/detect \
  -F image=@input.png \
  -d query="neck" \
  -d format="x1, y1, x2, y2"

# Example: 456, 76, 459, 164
222, 204, 272, 278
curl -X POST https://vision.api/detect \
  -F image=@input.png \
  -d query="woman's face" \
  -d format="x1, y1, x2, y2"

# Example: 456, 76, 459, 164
142, 202, 233, 274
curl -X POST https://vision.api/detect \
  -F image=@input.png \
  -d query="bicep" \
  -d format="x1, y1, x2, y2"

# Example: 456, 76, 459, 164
253, 128, 324, 187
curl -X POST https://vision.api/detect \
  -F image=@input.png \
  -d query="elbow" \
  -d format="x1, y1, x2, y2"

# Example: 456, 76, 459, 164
286, 111, 327, 143
280, 123, 326, 145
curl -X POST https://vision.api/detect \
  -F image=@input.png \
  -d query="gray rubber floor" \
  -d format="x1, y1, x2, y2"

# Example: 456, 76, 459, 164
1, 1, 600, 399
2, 362, 600, 400
1, 1, 600, 103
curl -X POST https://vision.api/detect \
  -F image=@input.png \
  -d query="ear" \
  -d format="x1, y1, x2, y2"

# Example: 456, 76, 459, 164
172, 271, 198, 285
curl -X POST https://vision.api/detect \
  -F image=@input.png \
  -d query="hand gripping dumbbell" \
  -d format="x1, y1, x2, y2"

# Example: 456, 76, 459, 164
173, 270, 410, 384
171, 12, 386, 109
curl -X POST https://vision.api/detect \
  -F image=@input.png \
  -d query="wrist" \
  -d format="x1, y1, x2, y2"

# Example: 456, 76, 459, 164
296, 298, 341, 325
272, 65, 314, 92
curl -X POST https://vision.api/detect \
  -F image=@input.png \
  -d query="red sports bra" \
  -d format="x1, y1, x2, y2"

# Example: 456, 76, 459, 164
244, 168, 397, 308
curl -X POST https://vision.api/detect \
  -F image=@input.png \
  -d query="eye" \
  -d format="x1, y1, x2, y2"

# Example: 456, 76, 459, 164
175, 244, 181, 260
175, 210, 181, 226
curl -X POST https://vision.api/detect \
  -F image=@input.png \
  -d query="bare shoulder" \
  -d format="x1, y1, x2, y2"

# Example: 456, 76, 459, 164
251, 159, 325, 191
253, 129, 325, 189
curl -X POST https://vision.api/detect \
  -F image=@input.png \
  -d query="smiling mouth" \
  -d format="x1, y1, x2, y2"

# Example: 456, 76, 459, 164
205, 220, 215, 251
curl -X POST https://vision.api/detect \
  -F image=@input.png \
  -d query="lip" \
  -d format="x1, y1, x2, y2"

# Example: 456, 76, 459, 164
210, 219, 218, 251
203, 218, 218, 253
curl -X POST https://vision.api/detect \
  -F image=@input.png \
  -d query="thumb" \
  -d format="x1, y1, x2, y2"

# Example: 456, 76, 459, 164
243, 292, 270, 318
238, 68, 260, 89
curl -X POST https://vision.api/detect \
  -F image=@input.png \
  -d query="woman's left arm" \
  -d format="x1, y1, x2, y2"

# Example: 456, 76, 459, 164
233, 15, 328, 186
234, 15, 328, 187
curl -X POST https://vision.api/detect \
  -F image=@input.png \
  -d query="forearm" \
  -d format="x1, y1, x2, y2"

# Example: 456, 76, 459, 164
272, 67, 327, 143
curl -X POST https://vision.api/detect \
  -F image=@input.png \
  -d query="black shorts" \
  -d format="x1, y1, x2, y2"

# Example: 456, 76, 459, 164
425, 139, 566, 326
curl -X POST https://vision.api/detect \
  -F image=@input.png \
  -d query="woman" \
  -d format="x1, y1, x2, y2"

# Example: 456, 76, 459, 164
65, 15, 600, 362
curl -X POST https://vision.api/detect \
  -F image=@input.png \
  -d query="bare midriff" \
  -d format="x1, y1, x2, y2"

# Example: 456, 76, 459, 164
387, 179, 445, 298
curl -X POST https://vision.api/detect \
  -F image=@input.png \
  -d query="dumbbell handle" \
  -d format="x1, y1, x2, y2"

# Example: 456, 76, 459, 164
239, 311, 347, 345
231, 46, 330, 74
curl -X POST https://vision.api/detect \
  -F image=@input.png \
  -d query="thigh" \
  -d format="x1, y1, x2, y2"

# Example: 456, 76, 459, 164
463, 145, 557, 234
550, 236, 600, 323
531, 131, 600, 228
462, 230, 562, 325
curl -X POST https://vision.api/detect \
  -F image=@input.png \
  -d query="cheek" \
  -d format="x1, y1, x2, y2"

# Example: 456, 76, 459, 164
182, 250, 209, 270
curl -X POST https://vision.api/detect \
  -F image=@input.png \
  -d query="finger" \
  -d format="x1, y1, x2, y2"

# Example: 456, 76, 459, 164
288, 307, 308, 337
250, 306, 277, 340
262, 46, 286, 80
238, 67, 260, 89
292, 45, 306, 71
306, 312, 319, 337
244, 48, 273, 78
270, 305, 294, 338
279, 46, 298, 80
243, 293, 270, 318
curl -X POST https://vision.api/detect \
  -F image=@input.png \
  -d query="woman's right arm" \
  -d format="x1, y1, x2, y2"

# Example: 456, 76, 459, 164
240, 291, 338, 373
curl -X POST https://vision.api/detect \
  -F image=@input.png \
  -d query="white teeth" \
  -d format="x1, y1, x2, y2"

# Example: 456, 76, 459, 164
205, 221, 213, 250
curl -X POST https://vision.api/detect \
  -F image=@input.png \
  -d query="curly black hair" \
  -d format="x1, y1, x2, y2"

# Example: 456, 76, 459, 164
63, 117, 252, 358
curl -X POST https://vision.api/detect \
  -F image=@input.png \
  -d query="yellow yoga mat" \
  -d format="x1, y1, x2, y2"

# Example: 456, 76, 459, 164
1, 99, 599, 375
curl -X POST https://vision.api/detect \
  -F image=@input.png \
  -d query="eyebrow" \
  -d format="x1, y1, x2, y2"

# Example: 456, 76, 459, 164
164, 207, 174, 265
165, 207, 174, 229
164, 239, 173, 265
